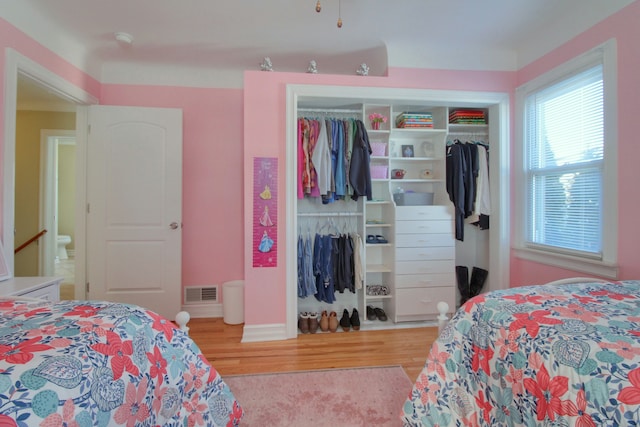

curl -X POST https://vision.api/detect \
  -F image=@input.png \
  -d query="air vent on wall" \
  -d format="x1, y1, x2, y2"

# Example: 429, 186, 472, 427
184, 285, 218, 304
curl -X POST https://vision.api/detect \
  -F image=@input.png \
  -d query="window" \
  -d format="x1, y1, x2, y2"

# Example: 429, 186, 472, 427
515, 40, 618, 277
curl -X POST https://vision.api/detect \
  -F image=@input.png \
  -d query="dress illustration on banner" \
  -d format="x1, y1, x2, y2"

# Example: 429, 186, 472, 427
253, 156, 277, 268
260, 205, 274, 227
258, 230, 274, 253
260, 185, 272, 200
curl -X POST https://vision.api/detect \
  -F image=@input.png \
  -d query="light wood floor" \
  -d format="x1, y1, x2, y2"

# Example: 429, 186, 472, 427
187, 318, 439, 382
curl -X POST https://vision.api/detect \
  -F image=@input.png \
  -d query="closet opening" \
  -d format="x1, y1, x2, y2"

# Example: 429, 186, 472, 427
285, 85, 510, 339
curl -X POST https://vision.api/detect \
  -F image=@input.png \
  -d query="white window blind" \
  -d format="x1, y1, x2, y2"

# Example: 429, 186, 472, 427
524, 64, 603, 257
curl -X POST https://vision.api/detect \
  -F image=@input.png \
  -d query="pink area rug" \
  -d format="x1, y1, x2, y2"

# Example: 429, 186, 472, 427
223, 365, 413, 426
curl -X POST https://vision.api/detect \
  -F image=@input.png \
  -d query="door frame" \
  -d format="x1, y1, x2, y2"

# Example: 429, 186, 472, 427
284, 84, 511, 338
39, 130, 76, 276
3, 48, 96, 299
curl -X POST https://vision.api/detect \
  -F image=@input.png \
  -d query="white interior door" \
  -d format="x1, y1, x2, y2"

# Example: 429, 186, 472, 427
86, 105, 182, 319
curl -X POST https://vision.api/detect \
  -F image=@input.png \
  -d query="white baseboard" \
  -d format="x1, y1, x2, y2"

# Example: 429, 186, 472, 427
181, 303, 223, 318
241, 323, 288, 342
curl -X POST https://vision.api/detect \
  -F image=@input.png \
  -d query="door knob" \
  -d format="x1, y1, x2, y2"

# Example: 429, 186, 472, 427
169, 222, 179, 230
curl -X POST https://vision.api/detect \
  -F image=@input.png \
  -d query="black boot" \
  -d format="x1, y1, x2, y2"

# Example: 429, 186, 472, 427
350, 308, 360, 331
469, 267, 488, 298
456, 265, 470, 306
340, 309, 351, 332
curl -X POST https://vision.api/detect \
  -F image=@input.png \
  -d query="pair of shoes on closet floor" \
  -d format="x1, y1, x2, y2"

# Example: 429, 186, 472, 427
317, 310, 339, 333
339, 308, 361, 332
298, 312, 319, 334
366, 305, 388, 321
319, 311, 339, 332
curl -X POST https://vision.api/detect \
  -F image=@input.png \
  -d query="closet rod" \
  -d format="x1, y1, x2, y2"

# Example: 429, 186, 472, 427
447, 131, 489, 136
297, 107, 362, 114
297, 212, 363, 217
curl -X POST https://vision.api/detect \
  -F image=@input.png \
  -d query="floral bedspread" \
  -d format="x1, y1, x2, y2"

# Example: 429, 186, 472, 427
402, 280, 640, 426
0, 298, 242, 426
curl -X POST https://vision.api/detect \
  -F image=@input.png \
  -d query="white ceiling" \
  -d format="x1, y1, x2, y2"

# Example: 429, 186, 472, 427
4, 0, 636, 98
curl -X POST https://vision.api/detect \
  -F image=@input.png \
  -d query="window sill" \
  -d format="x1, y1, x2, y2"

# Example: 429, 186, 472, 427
513, 247, 618, 279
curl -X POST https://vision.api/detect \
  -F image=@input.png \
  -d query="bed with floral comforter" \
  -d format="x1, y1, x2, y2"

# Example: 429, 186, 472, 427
402, 280, 640, 426
0, 298, 242, 426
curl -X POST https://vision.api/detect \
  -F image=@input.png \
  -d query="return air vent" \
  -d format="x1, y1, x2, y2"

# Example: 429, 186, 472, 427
184, 286, 218, 304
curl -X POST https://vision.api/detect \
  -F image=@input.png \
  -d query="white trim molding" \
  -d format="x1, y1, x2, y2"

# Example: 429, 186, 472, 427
513, 39, 618, 277
3, 48, 97, 275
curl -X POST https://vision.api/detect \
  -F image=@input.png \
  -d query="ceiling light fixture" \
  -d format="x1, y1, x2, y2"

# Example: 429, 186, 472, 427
314, 0, 343, 29
114, 32, 134, 46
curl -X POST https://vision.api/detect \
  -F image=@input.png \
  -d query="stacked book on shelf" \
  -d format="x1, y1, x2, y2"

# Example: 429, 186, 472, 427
449, 109, 487, 124
395, 112, 433, 128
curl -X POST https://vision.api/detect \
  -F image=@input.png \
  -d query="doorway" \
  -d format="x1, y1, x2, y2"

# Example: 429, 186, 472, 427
3, 48, 96, 300
39, 131, 76, 300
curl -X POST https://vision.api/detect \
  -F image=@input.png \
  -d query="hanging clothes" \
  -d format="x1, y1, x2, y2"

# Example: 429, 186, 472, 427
334, 120, 347, 199
298, 116, 369, 204
297, 233, 317, 298
467, 143, 491, 227
349, 119, 372, 201
312, 119, 332, 197
351, 232, 364, 290
446, 142, 467, 241
447, 139, 491, 240
313, 233, 336, 304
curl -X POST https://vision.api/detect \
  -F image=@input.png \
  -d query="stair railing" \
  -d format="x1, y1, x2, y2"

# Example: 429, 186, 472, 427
14, 229, 47, 254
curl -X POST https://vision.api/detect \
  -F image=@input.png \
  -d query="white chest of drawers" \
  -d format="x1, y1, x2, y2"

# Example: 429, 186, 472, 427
0, 277, 62, 302
394, 205, 455, 322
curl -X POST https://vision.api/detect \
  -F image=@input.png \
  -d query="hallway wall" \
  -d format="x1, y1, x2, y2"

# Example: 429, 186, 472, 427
14, 110, 75, 275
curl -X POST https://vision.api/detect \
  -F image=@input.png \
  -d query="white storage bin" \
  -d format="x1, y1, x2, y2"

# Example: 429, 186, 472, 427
223, 280, 245, 325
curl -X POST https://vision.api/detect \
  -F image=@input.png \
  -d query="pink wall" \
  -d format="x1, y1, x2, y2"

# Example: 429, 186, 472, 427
0, 15, 246, 293
100, 85, 245, 289
2, 2, 638, 325
510, 0, 640, 285
243, 70, 514, 326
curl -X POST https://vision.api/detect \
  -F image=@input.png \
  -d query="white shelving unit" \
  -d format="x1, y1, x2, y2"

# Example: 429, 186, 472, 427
294, 98, 493, 330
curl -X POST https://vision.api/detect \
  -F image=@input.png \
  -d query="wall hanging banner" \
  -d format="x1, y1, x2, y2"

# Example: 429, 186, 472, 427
253, 157, 278, 267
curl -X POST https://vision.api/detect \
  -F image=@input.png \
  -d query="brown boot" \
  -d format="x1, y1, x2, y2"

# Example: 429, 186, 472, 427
328, 311, 338, 332
319, 310, 329, 332
298, 312, 310, 333
308, 312, 319, 334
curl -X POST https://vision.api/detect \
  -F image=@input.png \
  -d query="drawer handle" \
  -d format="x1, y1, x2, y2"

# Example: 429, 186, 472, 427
420, 299, 432, 303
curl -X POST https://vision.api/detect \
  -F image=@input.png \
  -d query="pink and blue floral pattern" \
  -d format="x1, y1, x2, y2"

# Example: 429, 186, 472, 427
402, 280, 640, 426
0, 298, 242, 426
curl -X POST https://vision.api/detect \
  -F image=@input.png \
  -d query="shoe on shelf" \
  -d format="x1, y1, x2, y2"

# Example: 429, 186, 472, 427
366, 235, 377, 244
298, 312, 310, 333
374, 307, 388, 321
319, 310, 329, 332
375, 235, 388, 244
328, 311, 339, 332
308, 312, 319, 334
366, 306, 376, 321
350, 308, 361, 330
340, 309, 351, 332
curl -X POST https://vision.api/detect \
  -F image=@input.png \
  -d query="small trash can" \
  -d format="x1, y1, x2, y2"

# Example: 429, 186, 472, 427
223, 280, 245, 325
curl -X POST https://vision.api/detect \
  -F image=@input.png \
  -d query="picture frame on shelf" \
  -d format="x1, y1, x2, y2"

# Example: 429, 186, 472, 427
402, 145, 414, 158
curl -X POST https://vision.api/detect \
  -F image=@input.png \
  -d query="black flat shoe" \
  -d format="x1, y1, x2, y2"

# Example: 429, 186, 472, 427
374, 307, 388, 321
366, 305, 376, 321
340, 309, 351, 331
350, 308, 361, 330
